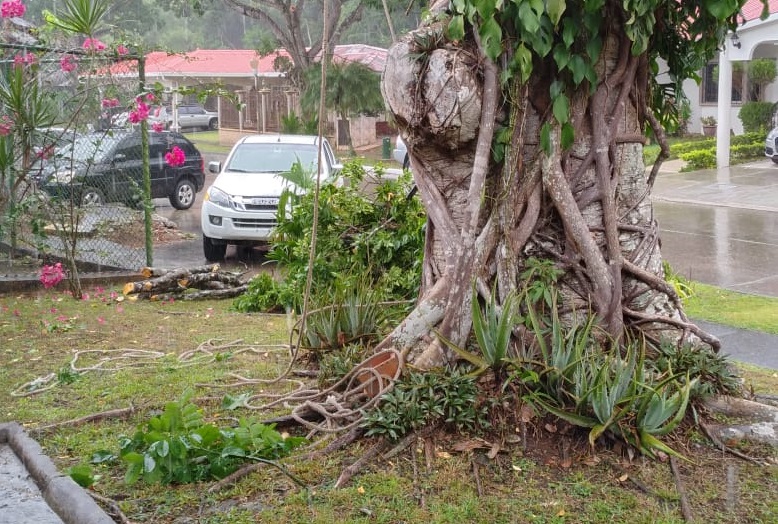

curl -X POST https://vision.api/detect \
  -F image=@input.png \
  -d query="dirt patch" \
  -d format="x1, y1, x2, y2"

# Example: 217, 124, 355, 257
101, 214, 195, 249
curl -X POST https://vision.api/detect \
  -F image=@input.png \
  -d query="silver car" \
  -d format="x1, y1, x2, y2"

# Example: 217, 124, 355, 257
766, 126, 778, 164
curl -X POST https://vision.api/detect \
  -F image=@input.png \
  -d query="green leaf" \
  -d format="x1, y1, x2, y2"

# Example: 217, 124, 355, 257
540, 122, 552, 155
479, 16, 503, 61
221, 392, 251, 410
67, 464, 97, 488
568, 55, 588, 85
517, 2, 541, 34
143, 453, 156, 473
703, 0, 740, 21
546, 0, 566, 25
553, 44, 571, 70
552, 93, 569, 124
447, 14, 465, 41
561, 122, 575, 150
515, 43, 533, 83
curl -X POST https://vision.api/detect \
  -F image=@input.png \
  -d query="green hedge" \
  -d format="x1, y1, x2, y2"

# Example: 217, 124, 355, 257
675, 132, 766, 171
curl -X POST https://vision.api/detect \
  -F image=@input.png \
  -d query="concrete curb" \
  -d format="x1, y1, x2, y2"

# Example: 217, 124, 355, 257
0, 423, 114, 524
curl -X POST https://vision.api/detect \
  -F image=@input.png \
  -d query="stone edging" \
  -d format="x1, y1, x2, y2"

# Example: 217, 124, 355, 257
0, 422, 114, 524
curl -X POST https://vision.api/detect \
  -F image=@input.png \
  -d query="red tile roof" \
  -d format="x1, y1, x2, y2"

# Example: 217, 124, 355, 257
741, 0, 778, 21
142, 44, 387, 79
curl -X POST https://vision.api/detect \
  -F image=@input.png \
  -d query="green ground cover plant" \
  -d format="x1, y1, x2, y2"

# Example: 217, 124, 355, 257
0, 283, 776, 523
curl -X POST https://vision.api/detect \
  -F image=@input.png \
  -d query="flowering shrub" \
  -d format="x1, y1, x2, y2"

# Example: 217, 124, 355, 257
0, 115, 12, 136
40, 263, 65, 289
101, 98, 120, 109
151, 122, 165, 133
165, 146, 186, 167
1, 0, 25, 18
117, 44, 129, 56
60, 54, 77, 72
129, 101, 149, 124
13, 52, 35, 67
82, 37, 106, 51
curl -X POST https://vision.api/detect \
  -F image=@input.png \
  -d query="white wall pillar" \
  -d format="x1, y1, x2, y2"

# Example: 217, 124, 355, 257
716, 47, 733, 168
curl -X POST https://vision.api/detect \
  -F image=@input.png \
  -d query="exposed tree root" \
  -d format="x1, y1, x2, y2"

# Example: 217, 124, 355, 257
88, 491, 132, 524
698, 421, 770, 465
670, 456, 694, 522
32, 405, 137, 434
334, 438, 393, 488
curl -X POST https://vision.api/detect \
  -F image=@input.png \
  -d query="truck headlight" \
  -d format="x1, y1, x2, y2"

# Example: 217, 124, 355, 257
206, 186, 232, 208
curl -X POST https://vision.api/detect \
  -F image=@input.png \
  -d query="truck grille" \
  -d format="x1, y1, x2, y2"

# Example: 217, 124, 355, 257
232, 217, 277, 228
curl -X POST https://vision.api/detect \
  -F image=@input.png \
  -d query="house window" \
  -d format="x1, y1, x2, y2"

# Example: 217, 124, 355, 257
701, 61, 744, 104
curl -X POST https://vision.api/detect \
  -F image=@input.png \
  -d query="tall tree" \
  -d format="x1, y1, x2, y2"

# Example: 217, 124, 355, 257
301, 61, 384, 150
378, 0, 760, 368
219, 0, 365, 81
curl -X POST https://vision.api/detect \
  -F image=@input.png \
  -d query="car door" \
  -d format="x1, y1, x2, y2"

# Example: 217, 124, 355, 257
148, 135, 169, 198
108, 135, 144, 203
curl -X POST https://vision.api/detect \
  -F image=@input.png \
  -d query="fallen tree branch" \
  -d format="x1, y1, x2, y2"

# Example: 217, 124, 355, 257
335, 438, 393, 488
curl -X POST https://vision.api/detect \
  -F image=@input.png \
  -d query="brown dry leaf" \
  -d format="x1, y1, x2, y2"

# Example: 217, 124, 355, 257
557, 509, 566, 517
436, 451, 452, 459
618, 473, 629, 482
357, 486, 365, 494
451, 439, 489, 453
545, 423, 558, 433
520, 404, 535, 422
560, 457, 572, 469
487, 442, 501, 459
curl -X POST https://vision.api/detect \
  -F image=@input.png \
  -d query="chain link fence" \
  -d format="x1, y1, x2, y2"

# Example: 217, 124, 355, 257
0, 44, 155, 277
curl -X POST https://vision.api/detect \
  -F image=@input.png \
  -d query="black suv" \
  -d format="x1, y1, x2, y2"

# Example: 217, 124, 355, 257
37, 130, 206, 209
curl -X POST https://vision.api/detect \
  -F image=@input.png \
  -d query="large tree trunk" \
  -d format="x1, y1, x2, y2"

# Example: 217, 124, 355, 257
379, 8, 717, 369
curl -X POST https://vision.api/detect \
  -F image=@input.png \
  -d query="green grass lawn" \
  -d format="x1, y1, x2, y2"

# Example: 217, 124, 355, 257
684, 283, 778, 335
0, 280, 775, 523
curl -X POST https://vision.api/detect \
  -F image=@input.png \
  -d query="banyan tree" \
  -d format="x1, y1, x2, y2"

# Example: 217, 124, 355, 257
375, 0, 753, 367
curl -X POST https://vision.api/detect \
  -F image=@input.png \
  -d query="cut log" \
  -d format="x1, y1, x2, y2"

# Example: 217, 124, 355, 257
124, 265, 248, 301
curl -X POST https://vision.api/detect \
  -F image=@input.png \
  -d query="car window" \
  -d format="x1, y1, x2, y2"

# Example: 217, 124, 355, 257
114, 138, 142, 161
63, 134, 123, 162
226, 143, 318, 173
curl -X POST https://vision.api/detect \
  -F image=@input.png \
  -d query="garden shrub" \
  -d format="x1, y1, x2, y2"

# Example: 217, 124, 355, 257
670, 138, 715, 157
679, 149, 716, 170
233, 161, 426, 314
738, 101, 776, 133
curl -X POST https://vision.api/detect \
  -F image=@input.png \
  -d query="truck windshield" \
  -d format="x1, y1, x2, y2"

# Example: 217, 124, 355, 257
225, 143, 318, 173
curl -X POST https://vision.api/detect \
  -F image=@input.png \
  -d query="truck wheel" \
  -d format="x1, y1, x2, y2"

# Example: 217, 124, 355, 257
208, 118, 219, 131
203, 234, 227, 262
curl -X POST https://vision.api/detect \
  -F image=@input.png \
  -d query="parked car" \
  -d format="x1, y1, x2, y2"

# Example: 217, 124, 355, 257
171, 104, 219, 131
201, 134, 342, 261
37, 130, 206, 209
766, 126, 778, 164
393, 134, 409, 169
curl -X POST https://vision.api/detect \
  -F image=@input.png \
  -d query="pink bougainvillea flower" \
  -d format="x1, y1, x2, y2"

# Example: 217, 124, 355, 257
49, 307, 57, 313
60, 54, 76, 73
83, 38, 106, 51
144, 93, 155, 102
1, 0, 26, 18
39, 262, 65, 289
128, 100, 150, 124
97, 316, 105, 324
165, 145, 186, 167
13, 52, 35, 67
0, 116, 12, 136
151, 121, 164, 133
116, 305, 124, 314
101, 98, 119, 109
116, 44, 129, 56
